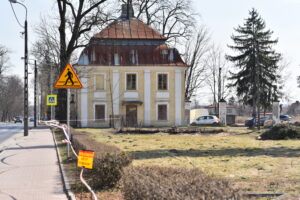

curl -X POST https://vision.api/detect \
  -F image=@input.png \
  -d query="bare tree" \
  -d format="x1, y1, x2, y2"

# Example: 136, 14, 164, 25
0, 76, 23, 121
120, 0, 197, 45
277, 58, 292, 102
205, 46, 224, 105
184, 27, 210, 101
204, 46, 232, 114
0, 45, 10, 76
55, 0, 115, 121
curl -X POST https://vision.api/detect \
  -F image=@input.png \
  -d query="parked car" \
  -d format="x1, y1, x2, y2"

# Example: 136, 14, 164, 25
280, 115, 292, 121
14, 116, 22, 123
244, 116, 272, 127
29, 117, 35, 122
191, 115, 220, 125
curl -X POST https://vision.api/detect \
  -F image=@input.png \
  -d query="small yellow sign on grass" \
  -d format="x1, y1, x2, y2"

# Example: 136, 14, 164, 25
77, 150, 95, 169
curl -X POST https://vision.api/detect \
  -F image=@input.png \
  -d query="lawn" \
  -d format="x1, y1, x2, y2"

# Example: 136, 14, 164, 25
77, 127, 300, 194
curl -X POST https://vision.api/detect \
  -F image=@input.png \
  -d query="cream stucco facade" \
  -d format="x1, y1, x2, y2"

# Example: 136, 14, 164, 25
75, 66, 186, 127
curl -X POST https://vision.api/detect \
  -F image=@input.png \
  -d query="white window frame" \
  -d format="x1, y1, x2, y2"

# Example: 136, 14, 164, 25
125, 72, 138, 91
156, 102, 169, 121
93, 103, 107, 122
94, 72, 106, 91
156, 72, 169, 91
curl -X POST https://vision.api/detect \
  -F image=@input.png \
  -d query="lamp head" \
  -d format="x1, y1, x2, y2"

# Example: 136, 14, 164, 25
9, 0, 18, 3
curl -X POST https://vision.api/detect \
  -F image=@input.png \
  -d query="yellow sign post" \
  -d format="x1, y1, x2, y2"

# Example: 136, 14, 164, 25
54, 64, 83, 89
46, 95, 57, 106
77, 150, 95, 169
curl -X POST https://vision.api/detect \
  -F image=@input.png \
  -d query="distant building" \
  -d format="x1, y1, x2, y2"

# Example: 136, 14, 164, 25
190, 109, 209, 124
74, 4, 187, 128
206, 105, 237, 125
287, 101, 300, 115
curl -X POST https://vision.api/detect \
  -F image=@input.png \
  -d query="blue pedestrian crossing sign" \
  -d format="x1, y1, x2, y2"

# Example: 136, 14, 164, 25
47, 95, 57, 106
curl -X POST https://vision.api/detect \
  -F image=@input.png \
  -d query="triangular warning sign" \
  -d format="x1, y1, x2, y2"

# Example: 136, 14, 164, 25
54, 64, 83, 89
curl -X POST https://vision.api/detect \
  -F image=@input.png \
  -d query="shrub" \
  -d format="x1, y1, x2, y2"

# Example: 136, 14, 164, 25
294, 121, 300, 127
260, 124, 300, 140
121, 166, 242, 200
72, 131, 132, 190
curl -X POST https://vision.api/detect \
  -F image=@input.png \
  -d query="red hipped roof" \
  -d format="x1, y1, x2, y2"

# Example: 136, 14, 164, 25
93, 18, 167, 40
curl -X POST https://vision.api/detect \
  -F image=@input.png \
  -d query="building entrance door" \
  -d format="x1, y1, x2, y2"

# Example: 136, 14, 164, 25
126, 105, 137, 127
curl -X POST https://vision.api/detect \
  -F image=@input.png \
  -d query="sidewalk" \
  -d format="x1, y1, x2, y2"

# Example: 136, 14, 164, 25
0, 127, 68, 200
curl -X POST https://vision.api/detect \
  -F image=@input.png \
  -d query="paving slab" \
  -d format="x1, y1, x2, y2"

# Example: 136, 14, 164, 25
0, 127, 67, 200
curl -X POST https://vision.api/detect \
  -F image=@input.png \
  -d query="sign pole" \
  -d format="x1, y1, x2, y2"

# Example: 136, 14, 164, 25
50, 65, 54, 120
67, 88, 70, 158
53, 63, 82, 158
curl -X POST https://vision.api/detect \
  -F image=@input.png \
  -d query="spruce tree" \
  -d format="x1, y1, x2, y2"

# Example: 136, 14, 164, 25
227, 8, 281, 124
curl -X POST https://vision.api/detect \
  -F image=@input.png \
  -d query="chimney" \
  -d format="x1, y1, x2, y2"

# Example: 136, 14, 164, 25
121, 4, 134, 19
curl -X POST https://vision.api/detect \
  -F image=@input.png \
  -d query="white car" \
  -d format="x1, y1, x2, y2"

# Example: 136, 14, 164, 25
191, 115, 220, 125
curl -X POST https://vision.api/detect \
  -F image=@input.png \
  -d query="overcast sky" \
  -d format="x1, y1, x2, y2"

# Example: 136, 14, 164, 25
0, 0, 299, 104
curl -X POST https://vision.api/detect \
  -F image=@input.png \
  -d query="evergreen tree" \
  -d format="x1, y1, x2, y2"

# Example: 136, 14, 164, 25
227, 8, 281, 120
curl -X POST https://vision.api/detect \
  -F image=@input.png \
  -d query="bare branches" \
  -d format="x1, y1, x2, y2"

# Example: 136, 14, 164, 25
32, 18, 60, 72
127, 0, 198, 45
56, 0, 112, 69
183, 27, 210, 100
0, 45, 10, 76
0, 76, 23, 121
205, 46, 231, 104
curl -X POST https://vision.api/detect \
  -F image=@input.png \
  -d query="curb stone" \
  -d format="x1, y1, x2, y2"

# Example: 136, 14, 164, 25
51, 128, 77, 200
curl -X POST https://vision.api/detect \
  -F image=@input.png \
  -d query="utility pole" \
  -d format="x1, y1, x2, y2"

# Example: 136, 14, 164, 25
9, 0, 29, 136
34, 60, 37, 127
24, 18, 29, 136
218, 67, 222, 102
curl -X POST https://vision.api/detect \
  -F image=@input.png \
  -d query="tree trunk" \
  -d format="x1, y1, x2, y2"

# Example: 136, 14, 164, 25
55, 57, 69, 123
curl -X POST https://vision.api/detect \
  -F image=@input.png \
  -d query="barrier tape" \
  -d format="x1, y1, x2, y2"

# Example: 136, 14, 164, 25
44, 120, 98, 200
46, 117, 121, 122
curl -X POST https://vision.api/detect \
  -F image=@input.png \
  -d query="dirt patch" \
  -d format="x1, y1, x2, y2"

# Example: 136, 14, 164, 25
117, 127, 225, 134
75, 191, 123, 200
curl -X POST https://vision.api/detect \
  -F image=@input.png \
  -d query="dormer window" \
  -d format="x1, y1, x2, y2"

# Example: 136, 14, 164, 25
91, 48, 96, 62
161, 50, 168, 62
129, 49, 138, 65
114, 53, 120, 65
169, 49, 174, 62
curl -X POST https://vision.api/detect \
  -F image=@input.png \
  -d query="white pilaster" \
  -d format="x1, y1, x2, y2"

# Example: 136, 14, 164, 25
175, 70, 182, 126
144, 70, 151, 126
112, 70, 120, 115
81, 75, 88, 127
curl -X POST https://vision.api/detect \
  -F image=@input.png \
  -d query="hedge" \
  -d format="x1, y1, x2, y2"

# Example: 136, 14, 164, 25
71, 131, 132, 190
260, 124, 300, 140
121, 166, 242, 200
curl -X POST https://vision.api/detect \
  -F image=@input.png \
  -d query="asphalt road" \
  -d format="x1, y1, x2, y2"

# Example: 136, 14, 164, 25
0, 122, 33, 145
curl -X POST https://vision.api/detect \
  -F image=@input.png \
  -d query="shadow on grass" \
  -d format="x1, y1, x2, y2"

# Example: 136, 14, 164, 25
130, 147, 300, 160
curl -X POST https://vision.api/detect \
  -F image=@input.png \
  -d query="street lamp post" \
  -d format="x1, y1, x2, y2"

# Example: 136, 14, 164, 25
9, 0, 29, 136
34, 60, 37, 127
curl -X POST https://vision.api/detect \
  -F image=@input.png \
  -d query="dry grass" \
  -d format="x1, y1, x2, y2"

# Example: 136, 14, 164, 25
75, 191, 123, 200
78, 128, 300, 194
292, 115, 300, 123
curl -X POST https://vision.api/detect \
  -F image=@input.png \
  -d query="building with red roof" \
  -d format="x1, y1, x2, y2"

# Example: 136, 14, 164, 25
75, 3, 187, 127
